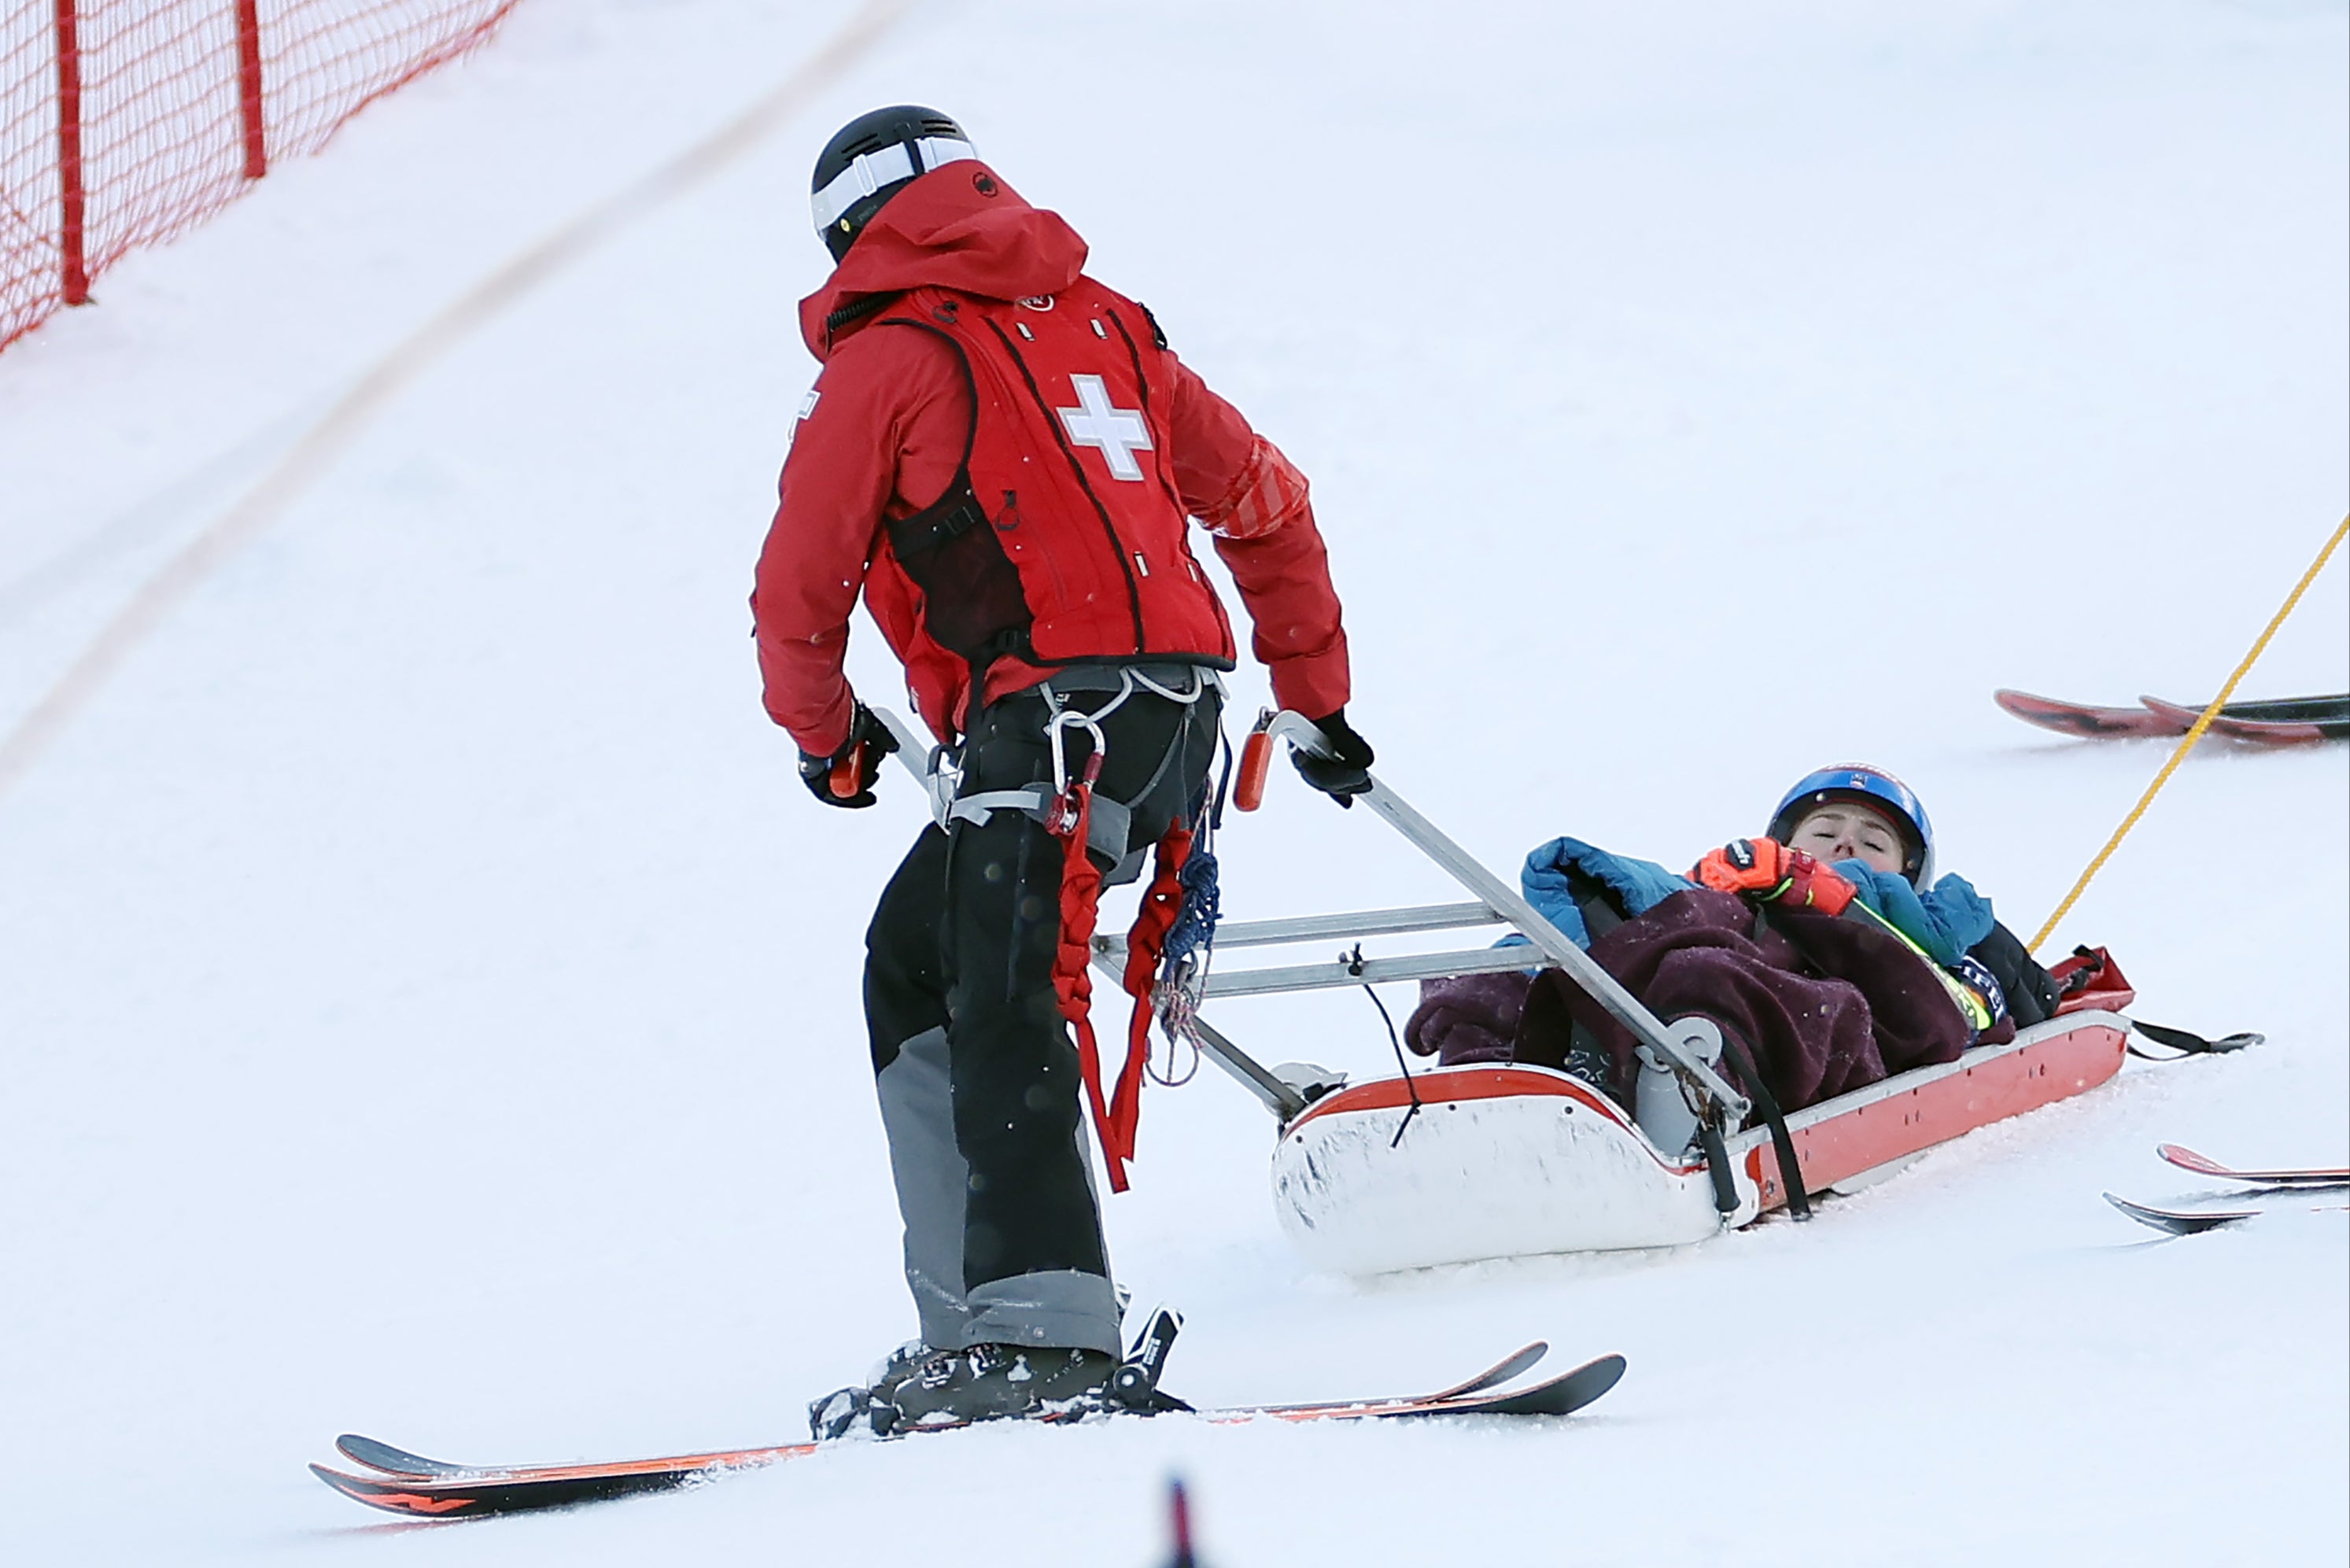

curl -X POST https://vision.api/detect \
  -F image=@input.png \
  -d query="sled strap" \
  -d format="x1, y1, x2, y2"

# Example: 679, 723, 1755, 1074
1698, 1119, 1739, 1216
2056, 944, 2106, 998
1717, 1032, 1810, 1222
2126, 1020, 2262, 1060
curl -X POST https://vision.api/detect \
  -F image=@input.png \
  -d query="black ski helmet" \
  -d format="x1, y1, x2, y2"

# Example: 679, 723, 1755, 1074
810, 105, 975, 262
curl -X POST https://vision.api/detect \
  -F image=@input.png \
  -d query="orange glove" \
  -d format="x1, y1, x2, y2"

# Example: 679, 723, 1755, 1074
1691, 838, 1856, 915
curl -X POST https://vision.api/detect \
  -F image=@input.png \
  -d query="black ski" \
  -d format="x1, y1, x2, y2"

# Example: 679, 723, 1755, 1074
2105, 1191, 2350, 1235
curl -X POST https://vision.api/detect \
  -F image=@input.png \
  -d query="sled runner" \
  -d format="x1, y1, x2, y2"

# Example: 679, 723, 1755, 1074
1066, 712, 2158, 1275
1272, 1008, 2130, 1272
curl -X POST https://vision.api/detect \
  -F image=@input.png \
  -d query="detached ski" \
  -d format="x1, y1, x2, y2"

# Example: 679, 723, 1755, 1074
1994, 689, 2349, 742
2156, 1144, 2350, 1189
2105, 1193, 2259, 1235
2138, 696, 2350, 745
2105, 1192, 2350, 1236
314, 1348, 1625, 1520
1995, 690, 2185, 739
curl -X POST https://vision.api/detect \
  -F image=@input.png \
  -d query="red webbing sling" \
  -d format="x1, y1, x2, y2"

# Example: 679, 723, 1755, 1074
1045, 755, 1117, 1186
1109, 824, 1193, 1186
1043, 753, 1193, 1194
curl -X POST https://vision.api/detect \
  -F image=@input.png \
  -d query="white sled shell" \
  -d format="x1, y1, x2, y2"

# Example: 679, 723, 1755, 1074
1272, 1011, 2130, 1275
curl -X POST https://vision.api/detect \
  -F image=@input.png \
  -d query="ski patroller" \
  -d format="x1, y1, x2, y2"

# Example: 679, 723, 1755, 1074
1993, 688, 2350, 743
2156, 1144, 2350, 1188
312, 1345, 1629, 1519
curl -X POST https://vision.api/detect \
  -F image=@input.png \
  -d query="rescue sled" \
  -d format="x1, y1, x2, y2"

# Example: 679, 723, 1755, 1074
1268, 998, 2130, 1274
1087, 713, 2143, 1275
884, 708, 2150, 1276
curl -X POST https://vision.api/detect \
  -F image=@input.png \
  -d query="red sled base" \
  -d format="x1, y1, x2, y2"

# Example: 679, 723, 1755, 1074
1272, 969, 2134, 1275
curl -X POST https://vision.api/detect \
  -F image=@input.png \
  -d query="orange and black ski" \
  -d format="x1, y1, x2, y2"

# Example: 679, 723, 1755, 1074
313, 1346, 1625, 1519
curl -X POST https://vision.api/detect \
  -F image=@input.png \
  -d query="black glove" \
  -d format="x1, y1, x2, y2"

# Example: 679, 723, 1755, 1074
1291, 707, 1375, 806
798, 701, 899, 809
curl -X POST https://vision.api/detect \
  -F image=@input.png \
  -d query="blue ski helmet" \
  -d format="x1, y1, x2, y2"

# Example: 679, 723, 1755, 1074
1767, 764, 1934, 887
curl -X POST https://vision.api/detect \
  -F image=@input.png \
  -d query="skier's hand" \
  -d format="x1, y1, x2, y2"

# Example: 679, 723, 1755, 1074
798, 701, 899, 809
1691, 838, 1855, 915
1290, 708, 1375, 807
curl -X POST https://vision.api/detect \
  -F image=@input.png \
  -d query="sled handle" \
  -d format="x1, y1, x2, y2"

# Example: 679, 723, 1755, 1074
1234, 710, 1275, 812
1258, 710, 1751, 1121
828, 742, 866, 800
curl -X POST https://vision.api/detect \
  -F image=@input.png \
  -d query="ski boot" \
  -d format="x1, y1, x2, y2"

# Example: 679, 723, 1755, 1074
807, 1340, 934, 1441
884, 1343, 1117, 1429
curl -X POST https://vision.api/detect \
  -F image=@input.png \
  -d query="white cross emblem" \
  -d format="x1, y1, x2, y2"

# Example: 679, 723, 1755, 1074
1057, 374, 1153, 481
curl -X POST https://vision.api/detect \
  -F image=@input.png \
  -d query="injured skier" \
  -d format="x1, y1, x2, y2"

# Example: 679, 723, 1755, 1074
1404, 766, 2060, 1138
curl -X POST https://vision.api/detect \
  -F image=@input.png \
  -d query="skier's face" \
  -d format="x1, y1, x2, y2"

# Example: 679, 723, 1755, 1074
1787, 802, 1907, 877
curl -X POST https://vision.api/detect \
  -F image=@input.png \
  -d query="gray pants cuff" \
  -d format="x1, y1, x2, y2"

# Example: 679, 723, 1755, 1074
963, 1271, 1123, 1356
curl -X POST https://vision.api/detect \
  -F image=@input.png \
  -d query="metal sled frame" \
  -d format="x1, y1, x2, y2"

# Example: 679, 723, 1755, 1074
1102, 711, 1747, 1125
880, 706, 1745, 1130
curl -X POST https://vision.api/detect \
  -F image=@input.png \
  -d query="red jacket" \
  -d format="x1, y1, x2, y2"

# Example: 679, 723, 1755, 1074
753, 162, 1351, 754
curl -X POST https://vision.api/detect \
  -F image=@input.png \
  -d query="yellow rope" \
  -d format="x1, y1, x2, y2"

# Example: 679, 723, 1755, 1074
2028, 513, 2350, 954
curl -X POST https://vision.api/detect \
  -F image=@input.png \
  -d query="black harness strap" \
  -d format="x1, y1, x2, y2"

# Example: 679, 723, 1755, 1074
2126, 1020, 2262, 1058
1698, 1120, 1739, 1216
1716, 1030, 1812, 1222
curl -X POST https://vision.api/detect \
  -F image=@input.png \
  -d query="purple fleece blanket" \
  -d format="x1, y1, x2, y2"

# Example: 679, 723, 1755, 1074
1406, 889, 1983, 1113
1401, 969, 1528, 1065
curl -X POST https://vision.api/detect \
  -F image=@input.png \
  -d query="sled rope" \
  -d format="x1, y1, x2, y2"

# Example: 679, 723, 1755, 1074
2028, 513, 2348, 954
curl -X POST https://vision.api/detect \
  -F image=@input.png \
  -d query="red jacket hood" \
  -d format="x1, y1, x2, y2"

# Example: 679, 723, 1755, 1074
799, 161, 1088, 360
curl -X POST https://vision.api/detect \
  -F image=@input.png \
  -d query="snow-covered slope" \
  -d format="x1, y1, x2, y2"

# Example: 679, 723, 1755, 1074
2, 2, 2342, 1562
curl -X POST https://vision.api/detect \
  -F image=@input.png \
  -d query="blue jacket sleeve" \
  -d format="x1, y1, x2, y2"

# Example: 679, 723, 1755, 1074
1509, 836, 1693, 951
1832, 864, 1996, 965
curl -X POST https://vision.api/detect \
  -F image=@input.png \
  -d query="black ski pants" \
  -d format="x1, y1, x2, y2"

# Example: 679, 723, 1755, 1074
862, 668, 1221, 1355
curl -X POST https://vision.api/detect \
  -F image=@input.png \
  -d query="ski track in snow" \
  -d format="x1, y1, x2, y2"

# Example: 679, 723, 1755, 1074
1, 1, 2343, 1562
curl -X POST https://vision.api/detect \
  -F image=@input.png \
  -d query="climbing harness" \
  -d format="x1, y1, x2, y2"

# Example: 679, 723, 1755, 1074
939, 665, 1225, 1193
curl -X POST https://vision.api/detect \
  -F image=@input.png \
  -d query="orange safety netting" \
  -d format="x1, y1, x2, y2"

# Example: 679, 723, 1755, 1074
1, 1, 524, 355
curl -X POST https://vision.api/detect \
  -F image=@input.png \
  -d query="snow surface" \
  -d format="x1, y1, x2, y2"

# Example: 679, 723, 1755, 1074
2, 0, 2344, 1562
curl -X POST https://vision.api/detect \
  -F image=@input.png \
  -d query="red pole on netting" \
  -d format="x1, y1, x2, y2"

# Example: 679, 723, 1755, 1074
53, 0, 89, 304
234, 0, 267, 179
